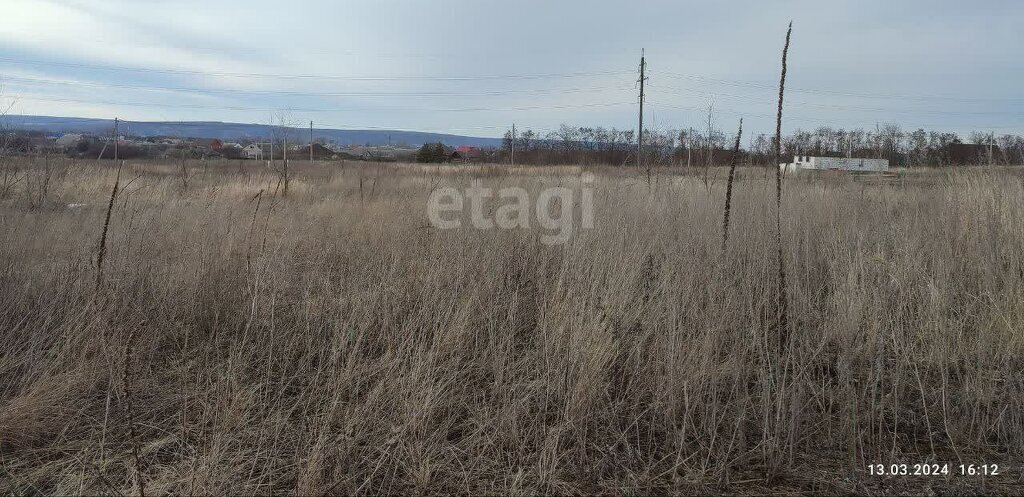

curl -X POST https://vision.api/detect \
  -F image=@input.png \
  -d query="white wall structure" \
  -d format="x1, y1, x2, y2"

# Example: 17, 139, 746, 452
242, 144, 263, 160
56, 133, 83, 149
780, 156, 889, 173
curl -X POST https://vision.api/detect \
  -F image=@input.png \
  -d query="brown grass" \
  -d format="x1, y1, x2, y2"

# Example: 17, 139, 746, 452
0, 158, 1022, 495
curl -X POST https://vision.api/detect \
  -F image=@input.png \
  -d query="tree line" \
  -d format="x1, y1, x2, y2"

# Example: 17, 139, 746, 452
500, 123, 1024, 167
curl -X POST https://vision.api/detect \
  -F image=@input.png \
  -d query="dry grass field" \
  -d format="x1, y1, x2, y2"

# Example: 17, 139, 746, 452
1, 158, 1023, 495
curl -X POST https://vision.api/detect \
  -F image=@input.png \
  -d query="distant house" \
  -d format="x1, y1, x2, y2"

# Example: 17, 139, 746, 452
362, 148, 397, 160
210, 139, 223, 151
242, 143, 264, 160
324, 143, 348, 154
360, 145, 417, 161
780, 155, 889, 173
56, 133, 84, 149
308, 143, 337, 159
451, 145, 486, 163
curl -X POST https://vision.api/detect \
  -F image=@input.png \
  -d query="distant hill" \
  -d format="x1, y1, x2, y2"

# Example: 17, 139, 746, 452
3, 115, 503, 148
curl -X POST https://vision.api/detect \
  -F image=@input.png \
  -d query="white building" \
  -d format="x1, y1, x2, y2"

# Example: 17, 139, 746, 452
242, 144, 264, 160
56, 133, 84, 149
780, 155, 889, 173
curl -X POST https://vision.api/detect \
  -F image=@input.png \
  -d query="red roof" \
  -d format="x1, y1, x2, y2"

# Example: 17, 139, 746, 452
457, 145, 478, 153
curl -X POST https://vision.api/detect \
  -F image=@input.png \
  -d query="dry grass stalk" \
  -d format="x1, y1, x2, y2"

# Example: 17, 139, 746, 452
761, 21, 794, 470
721, 118, 743, 251
122, 325, 145, 497
246, 189, 265, 274
95, 161, 122, 291
283, 159, 290, 197
773, 22, 792, 349
179, 152, 190, 192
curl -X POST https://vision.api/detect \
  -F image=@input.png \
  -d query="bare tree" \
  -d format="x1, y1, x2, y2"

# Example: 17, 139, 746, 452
703, 101, 715, 191
271, 111, 296, 196
179, 149, 192, 192
0, 86, 23, 199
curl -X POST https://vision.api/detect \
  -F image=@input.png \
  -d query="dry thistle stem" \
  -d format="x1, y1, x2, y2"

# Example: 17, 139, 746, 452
722, 118, 743, 251
773, 22, 793, 349
95, 161, 122, 291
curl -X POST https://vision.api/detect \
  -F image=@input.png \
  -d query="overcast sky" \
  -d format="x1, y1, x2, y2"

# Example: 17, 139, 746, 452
2, 0, 1022, 139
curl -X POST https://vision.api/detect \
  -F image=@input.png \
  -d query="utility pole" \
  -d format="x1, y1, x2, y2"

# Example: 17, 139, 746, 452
310, 121, 314, 163
637, 49, 647, 171
283, 125, 289, 196
511, 123, 516, 166
113, 117, 119, 161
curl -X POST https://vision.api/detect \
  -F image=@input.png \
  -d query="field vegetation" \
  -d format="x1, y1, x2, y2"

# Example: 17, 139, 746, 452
0, 158, 1022, 494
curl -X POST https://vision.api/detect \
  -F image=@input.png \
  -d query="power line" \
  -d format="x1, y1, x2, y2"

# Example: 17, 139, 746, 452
0, 75, 635, 98
5, 115, 561, 137
2, 56, 1015, 103
650, 70, 1024, 103
643, 99, 1024, 131
9, 67, 1015, 122
4, 57, 1020, 136
1, 94, 635, 113
646, 85, 1024, 116
0, 56, 632, 82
